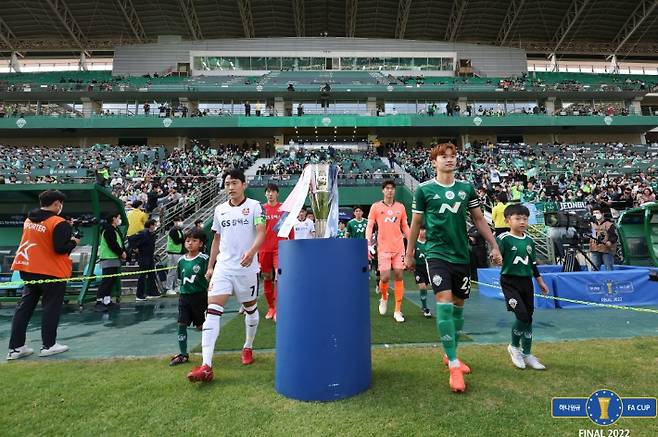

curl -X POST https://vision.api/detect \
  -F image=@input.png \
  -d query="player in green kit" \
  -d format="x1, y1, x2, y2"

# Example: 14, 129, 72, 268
337, 221, 347, 238
405, 143, 502, 393
496, 204, 549, 370
414, 225, 432, 318
345, 206, 367, 239
170, 228, 209, 366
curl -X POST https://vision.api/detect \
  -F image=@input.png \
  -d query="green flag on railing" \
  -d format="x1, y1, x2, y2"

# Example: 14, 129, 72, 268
526, 167, 538, 178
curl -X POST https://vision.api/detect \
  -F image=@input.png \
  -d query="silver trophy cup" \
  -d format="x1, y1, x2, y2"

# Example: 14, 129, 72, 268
309, 164, 334, 238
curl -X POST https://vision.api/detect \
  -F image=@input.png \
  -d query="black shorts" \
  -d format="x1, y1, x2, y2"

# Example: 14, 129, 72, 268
426, 258, 471, 299
178, 293, 207, 327
414, 266, 429, 285
500, 275, 535, 323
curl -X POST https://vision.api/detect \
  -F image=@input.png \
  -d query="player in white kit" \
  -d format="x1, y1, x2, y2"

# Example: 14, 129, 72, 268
293, 208, 315, 239
187, 169, 266, 383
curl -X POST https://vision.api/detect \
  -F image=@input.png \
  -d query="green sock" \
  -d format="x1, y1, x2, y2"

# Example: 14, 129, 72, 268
177, 324, 188, 355
511, 319, 525, 348
453, 305, 464, 350
521, 323, 533, 355
436, 303, 456, 361
419, 289, 428, 310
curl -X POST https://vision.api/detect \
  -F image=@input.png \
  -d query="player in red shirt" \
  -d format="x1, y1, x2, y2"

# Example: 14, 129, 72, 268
259, 183, 293, 321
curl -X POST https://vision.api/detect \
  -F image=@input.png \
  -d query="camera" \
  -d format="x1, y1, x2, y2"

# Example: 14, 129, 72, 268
544, 211, 590, 231
592, 233, 606, 244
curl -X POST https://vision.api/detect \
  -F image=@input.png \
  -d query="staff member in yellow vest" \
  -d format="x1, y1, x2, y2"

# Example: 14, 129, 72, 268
7, 190, 80, 360
491, 192, 510, 236
95, 212, 127, 312
165, 216, 186, 295
589, 205, 618, 271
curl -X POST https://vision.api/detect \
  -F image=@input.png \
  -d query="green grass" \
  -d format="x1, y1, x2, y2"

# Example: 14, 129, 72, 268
1, 338, 656, 436
210, 273, 464, 351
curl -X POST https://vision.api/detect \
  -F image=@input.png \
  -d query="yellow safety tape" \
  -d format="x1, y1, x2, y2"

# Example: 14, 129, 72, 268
0, 265, 177, 287
471, 280, 658, 315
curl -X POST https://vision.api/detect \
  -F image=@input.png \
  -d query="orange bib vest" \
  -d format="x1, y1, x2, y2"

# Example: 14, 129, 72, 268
11, 215, 73, 278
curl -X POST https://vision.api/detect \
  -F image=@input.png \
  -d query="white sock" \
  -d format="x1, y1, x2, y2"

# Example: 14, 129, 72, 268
243, 303, 259, 349
102, 296, 111, 305
202, 304, 223, 367
448, 359, 461, 368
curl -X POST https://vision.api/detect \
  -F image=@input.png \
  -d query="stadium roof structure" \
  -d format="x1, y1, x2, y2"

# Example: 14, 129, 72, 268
2, 0, 658, 58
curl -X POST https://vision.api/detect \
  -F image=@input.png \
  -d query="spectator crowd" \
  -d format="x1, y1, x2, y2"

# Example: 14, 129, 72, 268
390, 140, 658, 211
254, 146, 395, 181
0, 142, 260, 215
2, 138, 657, 216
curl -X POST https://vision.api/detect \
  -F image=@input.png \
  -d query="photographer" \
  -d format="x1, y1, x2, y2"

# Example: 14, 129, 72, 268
589, 205, 618, 271
7, 190, 79, 360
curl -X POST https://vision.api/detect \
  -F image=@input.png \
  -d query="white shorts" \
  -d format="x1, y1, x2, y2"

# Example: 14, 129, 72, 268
209, 272, 259, 303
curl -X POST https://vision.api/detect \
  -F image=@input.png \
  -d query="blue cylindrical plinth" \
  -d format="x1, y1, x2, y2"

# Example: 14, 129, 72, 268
275, 238, 371, 402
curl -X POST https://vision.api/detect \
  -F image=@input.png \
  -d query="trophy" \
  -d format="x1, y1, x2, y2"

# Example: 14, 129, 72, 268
309, 163, 337, 238
598, 397, 611, 420
277, 163, 339, 239
275, 161, 369, 402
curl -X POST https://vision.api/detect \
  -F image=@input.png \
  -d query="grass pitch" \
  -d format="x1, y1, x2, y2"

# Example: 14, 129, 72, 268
2, 338, 656, 436
211, 274, 456, 351
212, 291, 472, 351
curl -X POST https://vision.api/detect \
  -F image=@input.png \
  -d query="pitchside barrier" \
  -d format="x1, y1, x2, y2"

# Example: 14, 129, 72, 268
477, 265, 658, 310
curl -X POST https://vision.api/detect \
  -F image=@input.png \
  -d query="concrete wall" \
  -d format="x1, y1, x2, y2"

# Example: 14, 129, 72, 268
1, 133, 645, 149
201, 137, 272, 147
523, 134, 556, 145
377, 136, 438, 146
552, 133, 643, 144
0, 136, 187, 148
465, 134, 497, 144
467, 133, 645, 145
0, 136, 119, 147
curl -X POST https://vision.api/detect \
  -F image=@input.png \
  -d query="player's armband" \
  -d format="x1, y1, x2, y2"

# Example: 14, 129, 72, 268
255, 216, 266, 225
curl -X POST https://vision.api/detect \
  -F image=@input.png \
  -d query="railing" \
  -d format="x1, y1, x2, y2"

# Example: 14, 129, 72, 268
1, 80, 655, 94
183, 191, 228, 233
154, 178, 221, 258
0, 108, 647, 119
527, 225, 553, 263
388, 159, 419, 193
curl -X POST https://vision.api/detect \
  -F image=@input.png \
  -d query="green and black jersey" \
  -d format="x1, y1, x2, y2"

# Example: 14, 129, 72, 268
496, 232, 539, 277
412, 179, 479, 264
177, 253, 210, 294
346, 218, 367, 239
